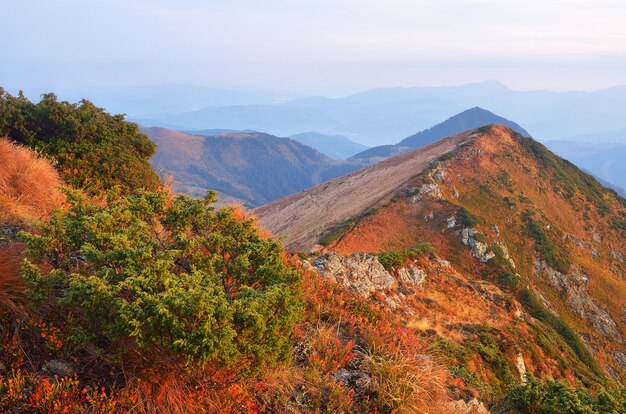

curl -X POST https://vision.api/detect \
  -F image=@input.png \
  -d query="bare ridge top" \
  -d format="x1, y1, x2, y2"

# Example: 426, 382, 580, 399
253, 127, 494, 251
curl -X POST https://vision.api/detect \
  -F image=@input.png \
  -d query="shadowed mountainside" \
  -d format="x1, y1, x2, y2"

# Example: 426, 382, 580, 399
146, 127, 365, 206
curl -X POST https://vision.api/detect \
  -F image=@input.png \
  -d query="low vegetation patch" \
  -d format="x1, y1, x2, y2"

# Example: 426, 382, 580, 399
523, 212, 571, 274
501, 376, 626, 414
375, 243, 433, 270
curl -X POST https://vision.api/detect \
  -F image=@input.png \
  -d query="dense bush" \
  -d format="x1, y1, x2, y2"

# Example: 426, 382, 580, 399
502, 377, 626, 414
458, 207, 481, 228
19, 189, 302, 369
0, 89, 161, 195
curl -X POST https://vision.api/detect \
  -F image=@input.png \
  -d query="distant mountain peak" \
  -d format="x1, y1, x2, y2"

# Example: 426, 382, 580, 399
350, 107, 530, 162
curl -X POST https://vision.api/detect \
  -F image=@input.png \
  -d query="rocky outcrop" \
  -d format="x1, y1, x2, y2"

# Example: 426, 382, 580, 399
312, 253, 395, 297
534, 261, 622, 342
447, 398, 489, 414
495, 241, 516, 268
397, 266, 427, 287
461, 228, 495, 262
614, 351, 626, 371
410, 183, 444, 203
447, 216, 457, 228
516, 353, 527, 383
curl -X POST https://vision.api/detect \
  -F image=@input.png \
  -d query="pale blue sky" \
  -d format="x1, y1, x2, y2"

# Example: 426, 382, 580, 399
2, 0, 626, 96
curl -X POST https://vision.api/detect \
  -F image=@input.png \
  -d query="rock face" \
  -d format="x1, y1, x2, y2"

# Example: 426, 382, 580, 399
448, 398, 489, 414
410, 183, 444, 203
461, 228, 495, 262
312, 253, 395, 297
534, 261, 622, 342
397, 266, 427, 287
516, 353, 527, 383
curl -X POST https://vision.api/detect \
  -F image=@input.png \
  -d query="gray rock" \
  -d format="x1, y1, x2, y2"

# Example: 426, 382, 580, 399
412, 183, 444, 202
495, 241, 516, 269
447, 216, 457, 228
534, 261, 622, 342
614, 351, 626, 370
612, 250, 624, 263
448, 398, 489, 414
431, 164, 447, 183
461, 228, 495, 262
492, 224, 500, 236
424, 212, 434, 222
516, 353, 527, 383
313, 253, 395, 297
397, 266, 427, 286
335, 369, 372, 396
43, 360, 76, 377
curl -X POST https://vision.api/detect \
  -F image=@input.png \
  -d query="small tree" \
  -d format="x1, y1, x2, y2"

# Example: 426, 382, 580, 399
20, 189, 302, 369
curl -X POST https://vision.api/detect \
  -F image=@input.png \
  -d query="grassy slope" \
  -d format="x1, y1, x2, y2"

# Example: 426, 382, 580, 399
328, 125, 626, 392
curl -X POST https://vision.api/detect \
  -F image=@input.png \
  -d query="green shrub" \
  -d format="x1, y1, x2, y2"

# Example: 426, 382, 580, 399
458, 207, 481, 228
502, 376, 625, 414
376, 243, 433, 270
523, 213, 570, 273
0, 89, 161, 195
519, 289, 598, 372
20, 189, 302, 369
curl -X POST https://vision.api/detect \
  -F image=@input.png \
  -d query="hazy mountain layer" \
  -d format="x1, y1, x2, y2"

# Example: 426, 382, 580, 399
289, 132, 368, 159
134, 80, 626, 145
350, 107, 528, 162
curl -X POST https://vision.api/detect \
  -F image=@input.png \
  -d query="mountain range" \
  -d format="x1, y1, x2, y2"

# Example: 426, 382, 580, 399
145, 107, 528, 206
350, 107, 529, 163
133, 80, 626, 145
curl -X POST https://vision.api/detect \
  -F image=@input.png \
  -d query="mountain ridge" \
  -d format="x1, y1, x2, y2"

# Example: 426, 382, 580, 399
350, 107, 529, 162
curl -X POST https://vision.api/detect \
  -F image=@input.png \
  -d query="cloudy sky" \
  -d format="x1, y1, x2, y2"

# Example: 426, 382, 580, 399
2, 0, 626, 96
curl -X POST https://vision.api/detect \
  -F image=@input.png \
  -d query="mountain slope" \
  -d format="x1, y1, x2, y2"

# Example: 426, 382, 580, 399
289, 132, 368, 159
146, 127, 363, 206
254, 130, 473, 251
350, 107, 529, 162
543, 140, 626, 192
255, 125, 626, 391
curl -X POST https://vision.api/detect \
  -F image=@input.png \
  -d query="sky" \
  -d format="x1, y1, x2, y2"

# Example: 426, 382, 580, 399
2, 0, 626, 97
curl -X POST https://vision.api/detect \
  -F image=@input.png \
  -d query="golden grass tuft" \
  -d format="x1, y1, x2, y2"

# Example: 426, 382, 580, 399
0, 244, 26, 314
361, 344, 448, 414
0, 137, 65, 223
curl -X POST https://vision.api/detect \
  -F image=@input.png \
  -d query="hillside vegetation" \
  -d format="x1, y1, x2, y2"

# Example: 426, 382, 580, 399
0, 95, 624, 413
0, 89, 161, 195
258, 125, 626, 411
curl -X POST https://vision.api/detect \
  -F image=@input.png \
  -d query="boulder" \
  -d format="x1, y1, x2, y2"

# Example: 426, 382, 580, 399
43, 359, 76, 377
312, 253, 395, 297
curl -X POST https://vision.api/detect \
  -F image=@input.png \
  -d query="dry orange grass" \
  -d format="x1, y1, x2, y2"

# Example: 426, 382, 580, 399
0, 243, 26, 314
0, 138, 65, 223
